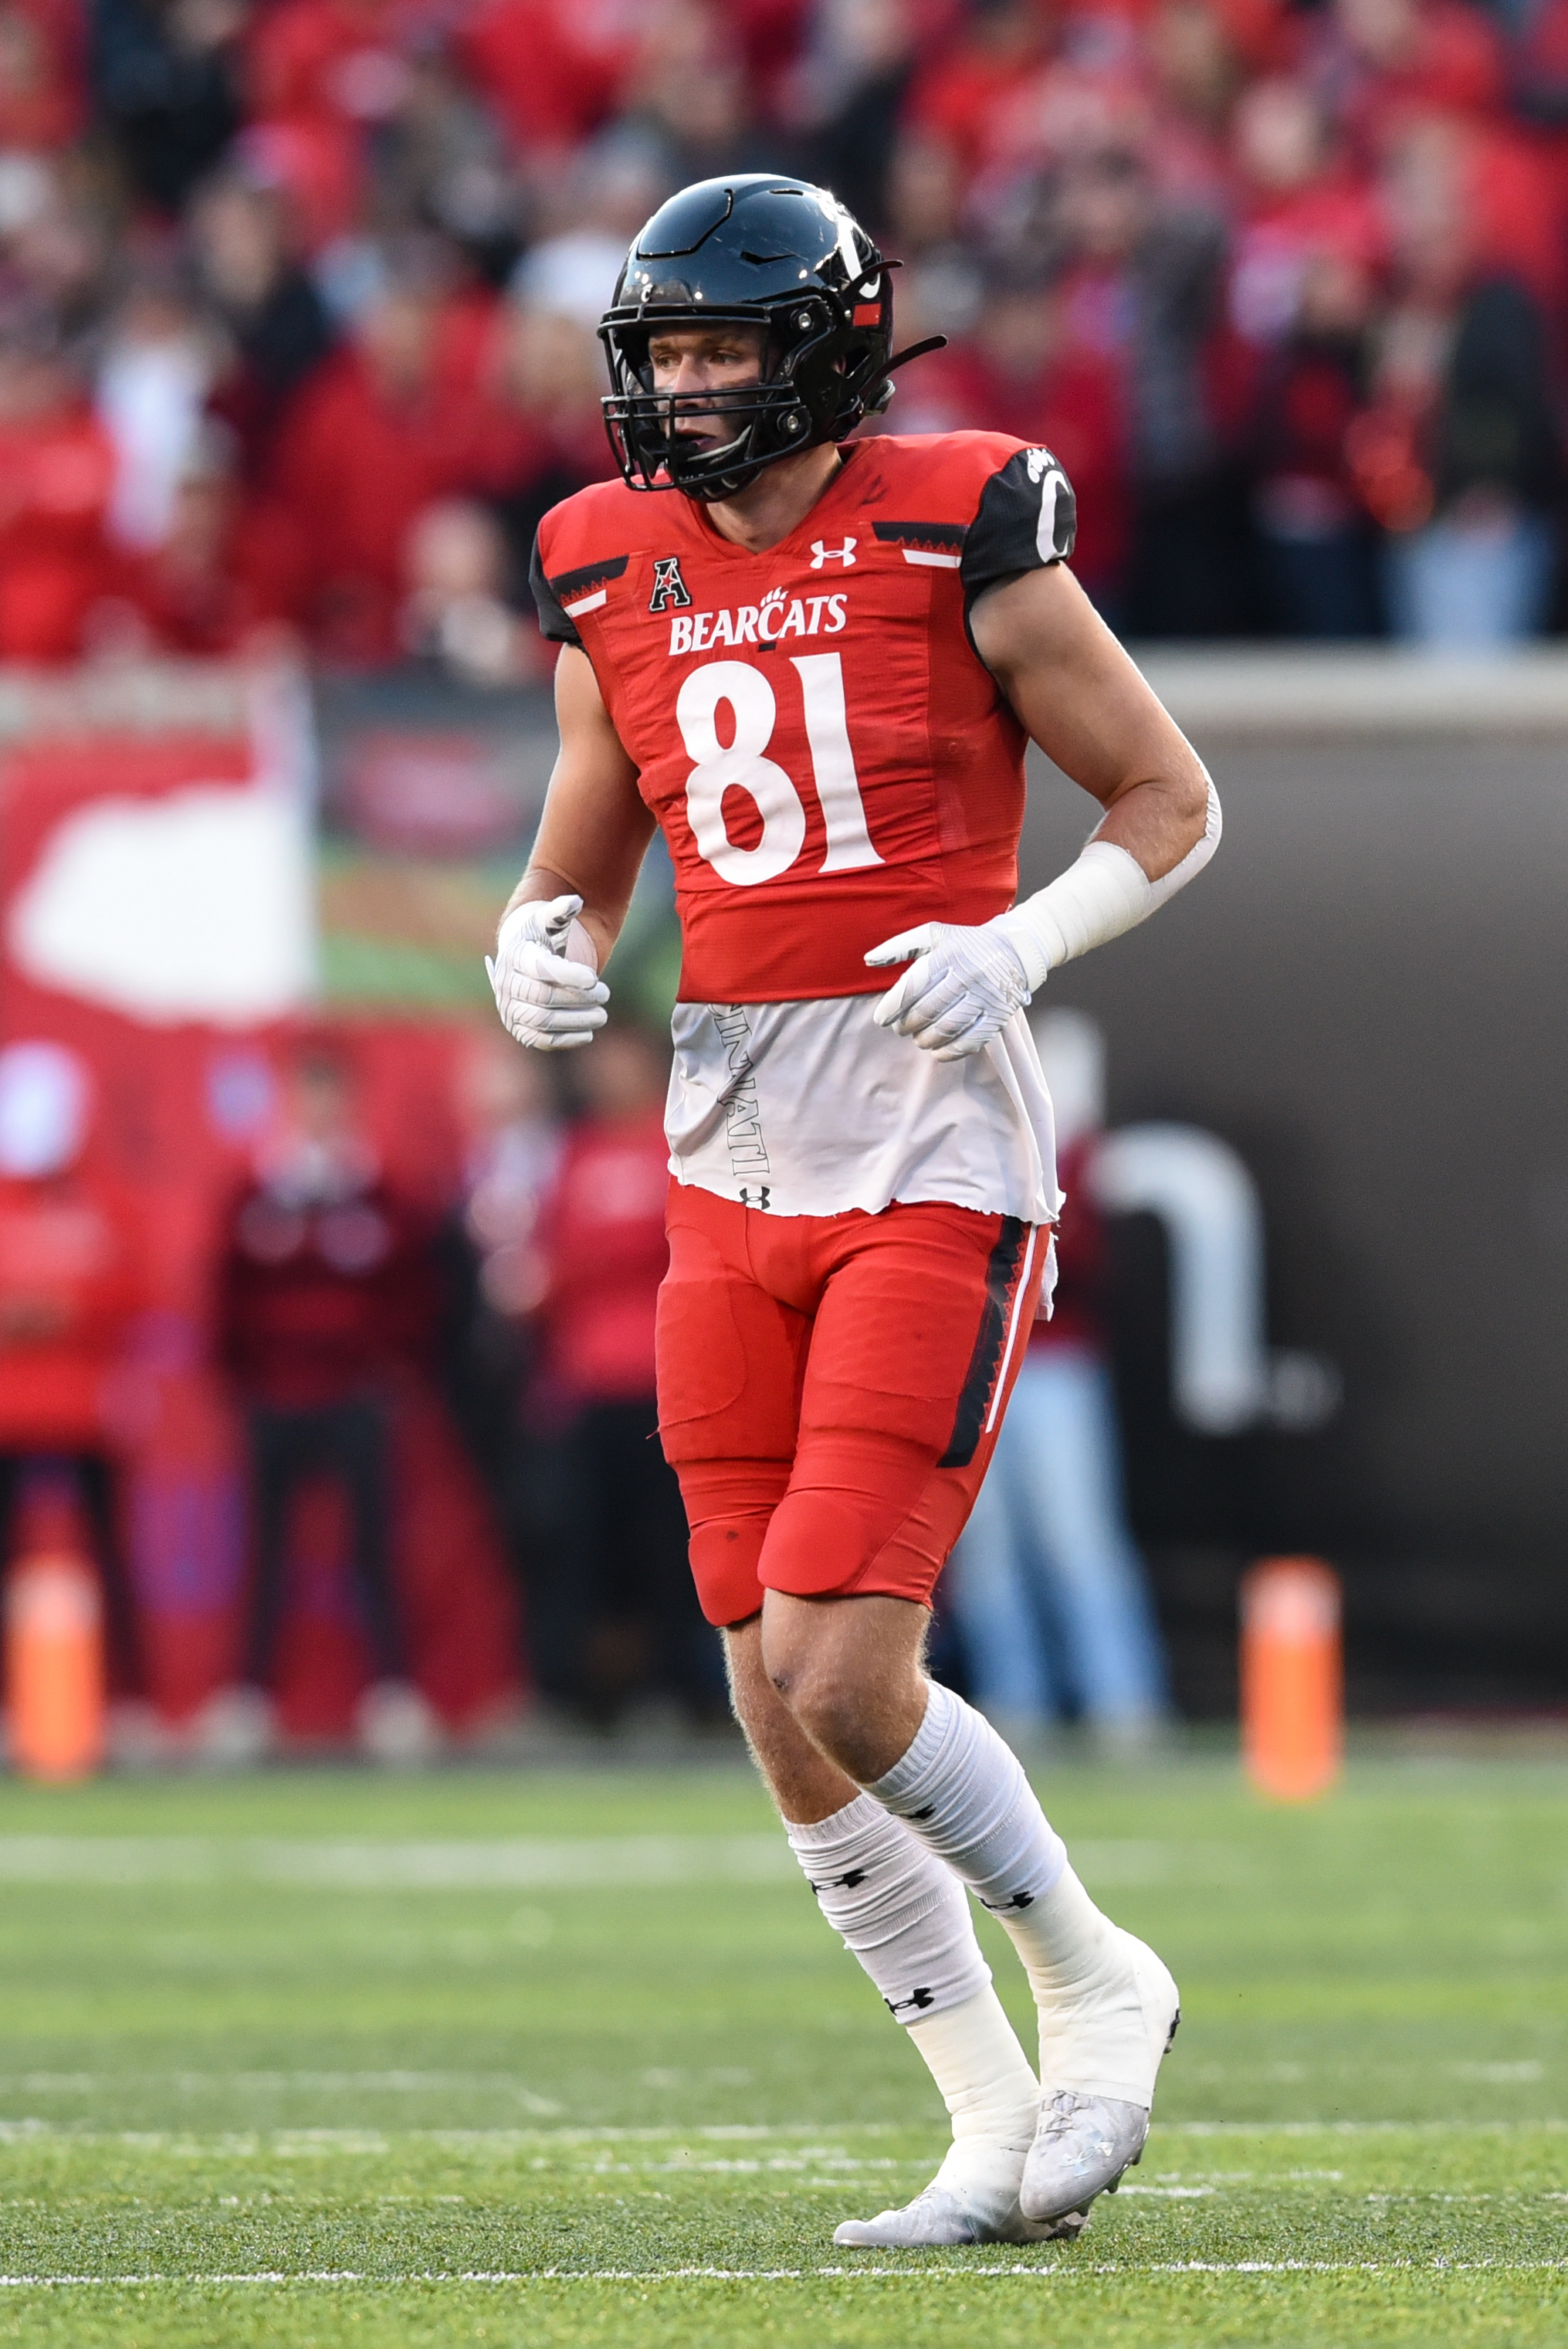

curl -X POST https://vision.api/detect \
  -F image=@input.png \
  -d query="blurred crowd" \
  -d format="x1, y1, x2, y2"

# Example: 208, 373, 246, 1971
0, 1014, 727, 1759
0, 0, 1566, 657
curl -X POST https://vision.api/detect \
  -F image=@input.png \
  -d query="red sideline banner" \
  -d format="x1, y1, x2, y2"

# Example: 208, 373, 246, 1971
0, 660, 520, 1745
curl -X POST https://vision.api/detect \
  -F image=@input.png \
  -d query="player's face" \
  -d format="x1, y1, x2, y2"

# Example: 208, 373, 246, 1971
646, 324, 767, 453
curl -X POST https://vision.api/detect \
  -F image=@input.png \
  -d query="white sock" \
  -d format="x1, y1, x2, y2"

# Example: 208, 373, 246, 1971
872, 1681, 1160, 2103
784, 1791, 991, 2022
785, 1793, 1038, 2185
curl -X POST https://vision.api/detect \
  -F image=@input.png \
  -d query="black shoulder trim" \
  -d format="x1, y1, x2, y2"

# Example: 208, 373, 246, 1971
547, 554, 631, 601
872, 520, 968, 551
528, 530, 578, 646
960, 448, 1076, 619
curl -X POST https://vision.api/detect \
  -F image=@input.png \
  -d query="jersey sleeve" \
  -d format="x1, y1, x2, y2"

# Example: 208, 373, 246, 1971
528, 529, 583, 647
959, 446, 1078, 615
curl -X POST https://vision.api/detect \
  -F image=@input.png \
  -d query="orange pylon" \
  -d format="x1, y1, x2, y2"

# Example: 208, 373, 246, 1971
1240, 1556, 1342, 1801
3, 1476, 105, 1781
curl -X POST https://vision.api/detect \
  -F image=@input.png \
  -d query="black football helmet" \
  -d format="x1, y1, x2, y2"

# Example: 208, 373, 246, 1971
598, 174, 943, 500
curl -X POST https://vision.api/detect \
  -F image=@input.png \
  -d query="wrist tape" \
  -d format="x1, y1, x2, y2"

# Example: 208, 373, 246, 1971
995, 778, 1221, 990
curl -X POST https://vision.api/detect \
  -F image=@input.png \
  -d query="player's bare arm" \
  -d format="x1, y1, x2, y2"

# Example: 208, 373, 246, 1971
868, 558, 1220, 1063
503, 645, 649, 959
489, 646, 649, 1049
970, 560, 1211, 883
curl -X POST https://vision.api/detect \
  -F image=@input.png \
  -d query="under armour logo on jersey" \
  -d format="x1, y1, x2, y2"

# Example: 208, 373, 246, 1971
810, 536, 857, 568
738, 1185, 772, 1210
648, 556, 693, 612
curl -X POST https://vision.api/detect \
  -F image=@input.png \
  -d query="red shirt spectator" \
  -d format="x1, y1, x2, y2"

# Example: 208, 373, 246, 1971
109, 469, 305, 655
0, 354, 115, 661
246, 0, 418, 131
906, 0, 1058, 178
1304, 0, 1505, 156
0, 0, 82, 148
943, 285, 1131, 595
1229, 76, 1386, 346
268, 283, 497, 661
0, 1168, 146, 1448
222, 1171, 440, 1412
220, 1040, 444, 1413
457, 0, 635, 157
532, 1032, 672, 1408
1465, 124, 1565, 310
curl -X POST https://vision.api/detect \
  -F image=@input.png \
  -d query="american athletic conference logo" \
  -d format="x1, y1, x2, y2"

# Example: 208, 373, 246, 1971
649, 556, 693, 612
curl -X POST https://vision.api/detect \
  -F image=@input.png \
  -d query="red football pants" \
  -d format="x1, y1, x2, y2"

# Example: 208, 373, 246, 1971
655, 1181, 1048, 1628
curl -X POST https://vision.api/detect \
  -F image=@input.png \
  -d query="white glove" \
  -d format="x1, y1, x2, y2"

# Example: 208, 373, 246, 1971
865, 918, 1035, 1061
486, 893, 608, 1051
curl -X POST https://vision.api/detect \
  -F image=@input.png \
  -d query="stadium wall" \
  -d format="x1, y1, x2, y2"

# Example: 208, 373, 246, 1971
1022, 650, 1568, 1715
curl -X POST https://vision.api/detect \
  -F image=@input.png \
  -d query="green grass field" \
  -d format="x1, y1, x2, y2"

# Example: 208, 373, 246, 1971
0, 1751, 1563, 2347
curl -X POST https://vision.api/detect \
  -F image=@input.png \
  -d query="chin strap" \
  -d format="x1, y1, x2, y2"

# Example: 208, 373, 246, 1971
865, 336, 948, 415
886, 334, 950, 372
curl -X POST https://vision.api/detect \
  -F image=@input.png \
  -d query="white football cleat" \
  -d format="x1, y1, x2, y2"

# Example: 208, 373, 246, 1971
1021, 1930, 1180, 2225
834, 2137, 1088, 2249
1019, 2090, 1152, 2222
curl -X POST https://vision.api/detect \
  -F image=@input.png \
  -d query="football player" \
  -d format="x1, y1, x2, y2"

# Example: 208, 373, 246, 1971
490, 175, 1220, 2248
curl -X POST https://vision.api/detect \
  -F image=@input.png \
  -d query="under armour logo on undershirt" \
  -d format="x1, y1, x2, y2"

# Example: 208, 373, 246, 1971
738, 1185, 772, 1209
810, 537, 857, 568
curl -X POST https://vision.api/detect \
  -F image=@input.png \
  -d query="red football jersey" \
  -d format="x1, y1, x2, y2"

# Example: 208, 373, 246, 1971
530, 432, 1076, 1003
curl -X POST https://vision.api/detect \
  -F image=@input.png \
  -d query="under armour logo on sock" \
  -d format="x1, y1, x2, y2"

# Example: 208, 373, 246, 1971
808, 1868, 868, 1893
884, 1987, 936, 2015
909, 1805, 935, 1822
980, 1890, 1036, 1913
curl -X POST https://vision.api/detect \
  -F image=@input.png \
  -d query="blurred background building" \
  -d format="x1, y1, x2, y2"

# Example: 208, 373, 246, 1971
0, 0, 1565, 1759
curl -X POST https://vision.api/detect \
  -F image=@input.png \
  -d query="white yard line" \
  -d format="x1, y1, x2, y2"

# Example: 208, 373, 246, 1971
0, 1835, 1245, 1890
0, 1835, 795, 1889
1, 2262, 1566, 2286
0, 2118, 1562, 2142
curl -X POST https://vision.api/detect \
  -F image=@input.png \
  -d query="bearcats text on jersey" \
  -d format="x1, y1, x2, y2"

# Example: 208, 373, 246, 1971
665, 593, 848, 652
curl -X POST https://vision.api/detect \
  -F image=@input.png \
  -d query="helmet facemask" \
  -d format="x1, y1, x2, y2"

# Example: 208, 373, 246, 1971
600, 293, 891, 502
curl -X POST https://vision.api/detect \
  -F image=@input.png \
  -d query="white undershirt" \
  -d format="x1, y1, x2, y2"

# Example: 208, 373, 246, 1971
665, 995, 1062, 1225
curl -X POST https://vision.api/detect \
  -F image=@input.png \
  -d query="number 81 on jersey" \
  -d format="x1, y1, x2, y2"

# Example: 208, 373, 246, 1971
677, 653, 882, 888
